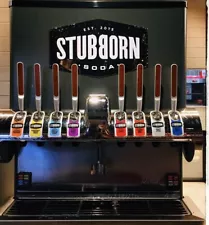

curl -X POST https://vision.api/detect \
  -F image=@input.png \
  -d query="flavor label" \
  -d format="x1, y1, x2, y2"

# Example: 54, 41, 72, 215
29, 112, 45, 138
150, 111, 165, 137
29, 122, 43, 138
66, 112, 81, 138
10, 111, 27, 138
114, 120, 127, 137
133, 121, 146, 137
48, 112, 63, 138
168, 111, 184, 136
67, 120, 80, 137
170, 120, 184, 136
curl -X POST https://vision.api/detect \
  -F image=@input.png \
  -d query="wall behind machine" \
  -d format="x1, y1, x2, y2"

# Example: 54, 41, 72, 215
0, 0, 10, 108
187, 0, 206, 69
186, 0, 206, 131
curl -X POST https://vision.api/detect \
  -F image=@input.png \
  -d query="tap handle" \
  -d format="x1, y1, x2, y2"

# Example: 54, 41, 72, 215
171, 64, 178, 111
17, 62, 24, 111
171, 64, 178, 98
52, 63, 59, 112
137, 64, 143, 98
154, 64, 162, 112
118, 64, 125, 98
34, 63, 42, 112
71, 64, 78, 98
118, 64, 125, 112
155, 64, 161, 98
34, 63, 41, 97
136, 64, 143, 112
71, 64, 78, 112
17, 62, 24, 96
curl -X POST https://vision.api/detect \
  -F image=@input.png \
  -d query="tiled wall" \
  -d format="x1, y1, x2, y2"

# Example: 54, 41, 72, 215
0, 0, 10, 108
0, 0, 206, 108
187, 0, 206, 68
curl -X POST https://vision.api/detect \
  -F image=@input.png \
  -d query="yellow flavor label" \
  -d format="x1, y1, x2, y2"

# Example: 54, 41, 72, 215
29, 119, 43, 138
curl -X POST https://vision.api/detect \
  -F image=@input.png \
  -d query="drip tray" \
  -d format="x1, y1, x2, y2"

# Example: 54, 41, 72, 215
2, 199, 191, 220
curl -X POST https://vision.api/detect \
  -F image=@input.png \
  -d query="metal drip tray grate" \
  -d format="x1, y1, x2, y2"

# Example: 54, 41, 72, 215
3, 199, 190, 220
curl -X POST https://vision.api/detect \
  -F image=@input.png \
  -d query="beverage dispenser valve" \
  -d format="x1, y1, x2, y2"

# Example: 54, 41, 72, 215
168, 64, 184, 136
150, 64, 165, 137
10, 62, 27, 138
29, 63, 45, 138
67, 64, 81, 138
48, 63, 63, 138
114, 64, 128, 138
132, 64, 146, 137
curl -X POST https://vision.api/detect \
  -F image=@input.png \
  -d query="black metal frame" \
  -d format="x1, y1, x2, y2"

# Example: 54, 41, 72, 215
9, 0, 187, 8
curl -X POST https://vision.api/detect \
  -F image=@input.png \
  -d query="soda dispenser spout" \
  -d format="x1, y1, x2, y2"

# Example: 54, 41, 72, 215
113, 64, 128, 138
48, 63, 63, 138
154, 64, 162, 112
132, 64, 146, 137
10, 62, 27, 138
168, 64, 184, 136
66, 63, 81, 138
150, 64, 165, 137
29, 63, 45, 138
17, 62, 24, 112
171, 64, 178, 112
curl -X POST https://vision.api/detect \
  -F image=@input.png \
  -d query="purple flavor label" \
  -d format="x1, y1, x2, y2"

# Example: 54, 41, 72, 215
67, 120, 79, 137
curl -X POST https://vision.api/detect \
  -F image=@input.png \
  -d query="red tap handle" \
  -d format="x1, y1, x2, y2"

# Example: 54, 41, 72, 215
17, 62, 24, 96
171, 64, 178, 98
118, 64, 125, 97
137, 64, 143, 97
155, 64, 162, 98
34, 63, 41, 97
52, 63, 59, 98
71, 64, 78, 97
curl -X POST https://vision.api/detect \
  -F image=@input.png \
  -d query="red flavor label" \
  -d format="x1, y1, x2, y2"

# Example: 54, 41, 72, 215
115, 119, 127, 137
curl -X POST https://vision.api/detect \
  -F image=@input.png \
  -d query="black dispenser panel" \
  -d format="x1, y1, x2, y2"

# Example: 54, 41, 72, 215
10, 2, 186, 111
15, 142, 181, 198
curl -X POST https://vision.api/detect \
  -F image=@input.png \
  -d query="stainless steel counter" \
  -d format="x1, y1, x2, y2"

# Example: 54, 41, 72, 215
0, 182, 205, 224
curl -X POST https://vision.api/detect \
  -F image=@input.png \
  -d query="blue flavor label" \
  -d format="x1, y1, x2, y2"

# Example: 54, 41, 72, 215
48, 112, 63, 138
170, 120, 184, 136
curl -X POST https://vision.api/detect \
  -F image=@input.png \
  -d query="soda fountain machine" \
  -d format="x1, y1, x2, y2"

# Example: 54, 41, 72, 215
0, 0, 205, 224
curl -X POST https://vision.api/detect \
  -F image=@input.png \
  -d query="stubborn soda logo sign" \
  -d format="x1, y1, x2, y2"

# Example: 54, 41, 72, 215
49, 19, 148, 75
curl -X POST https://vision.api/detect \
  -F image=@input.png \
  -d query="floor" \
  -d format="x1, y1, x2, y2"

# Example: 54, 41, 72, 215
183, 182, 206, 217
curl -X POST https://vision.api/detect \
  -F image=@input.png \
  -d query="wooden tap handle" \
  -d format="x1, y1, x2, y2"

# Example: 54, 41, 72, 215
171, 64, 178, 98
118, 64, 125, 97
155, 64, 162, 98
17, 62, 24, 96
71, 64, 78, 97
137, 64, 143, 97
52, 63, 59, 97
34, 63, 41, 97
